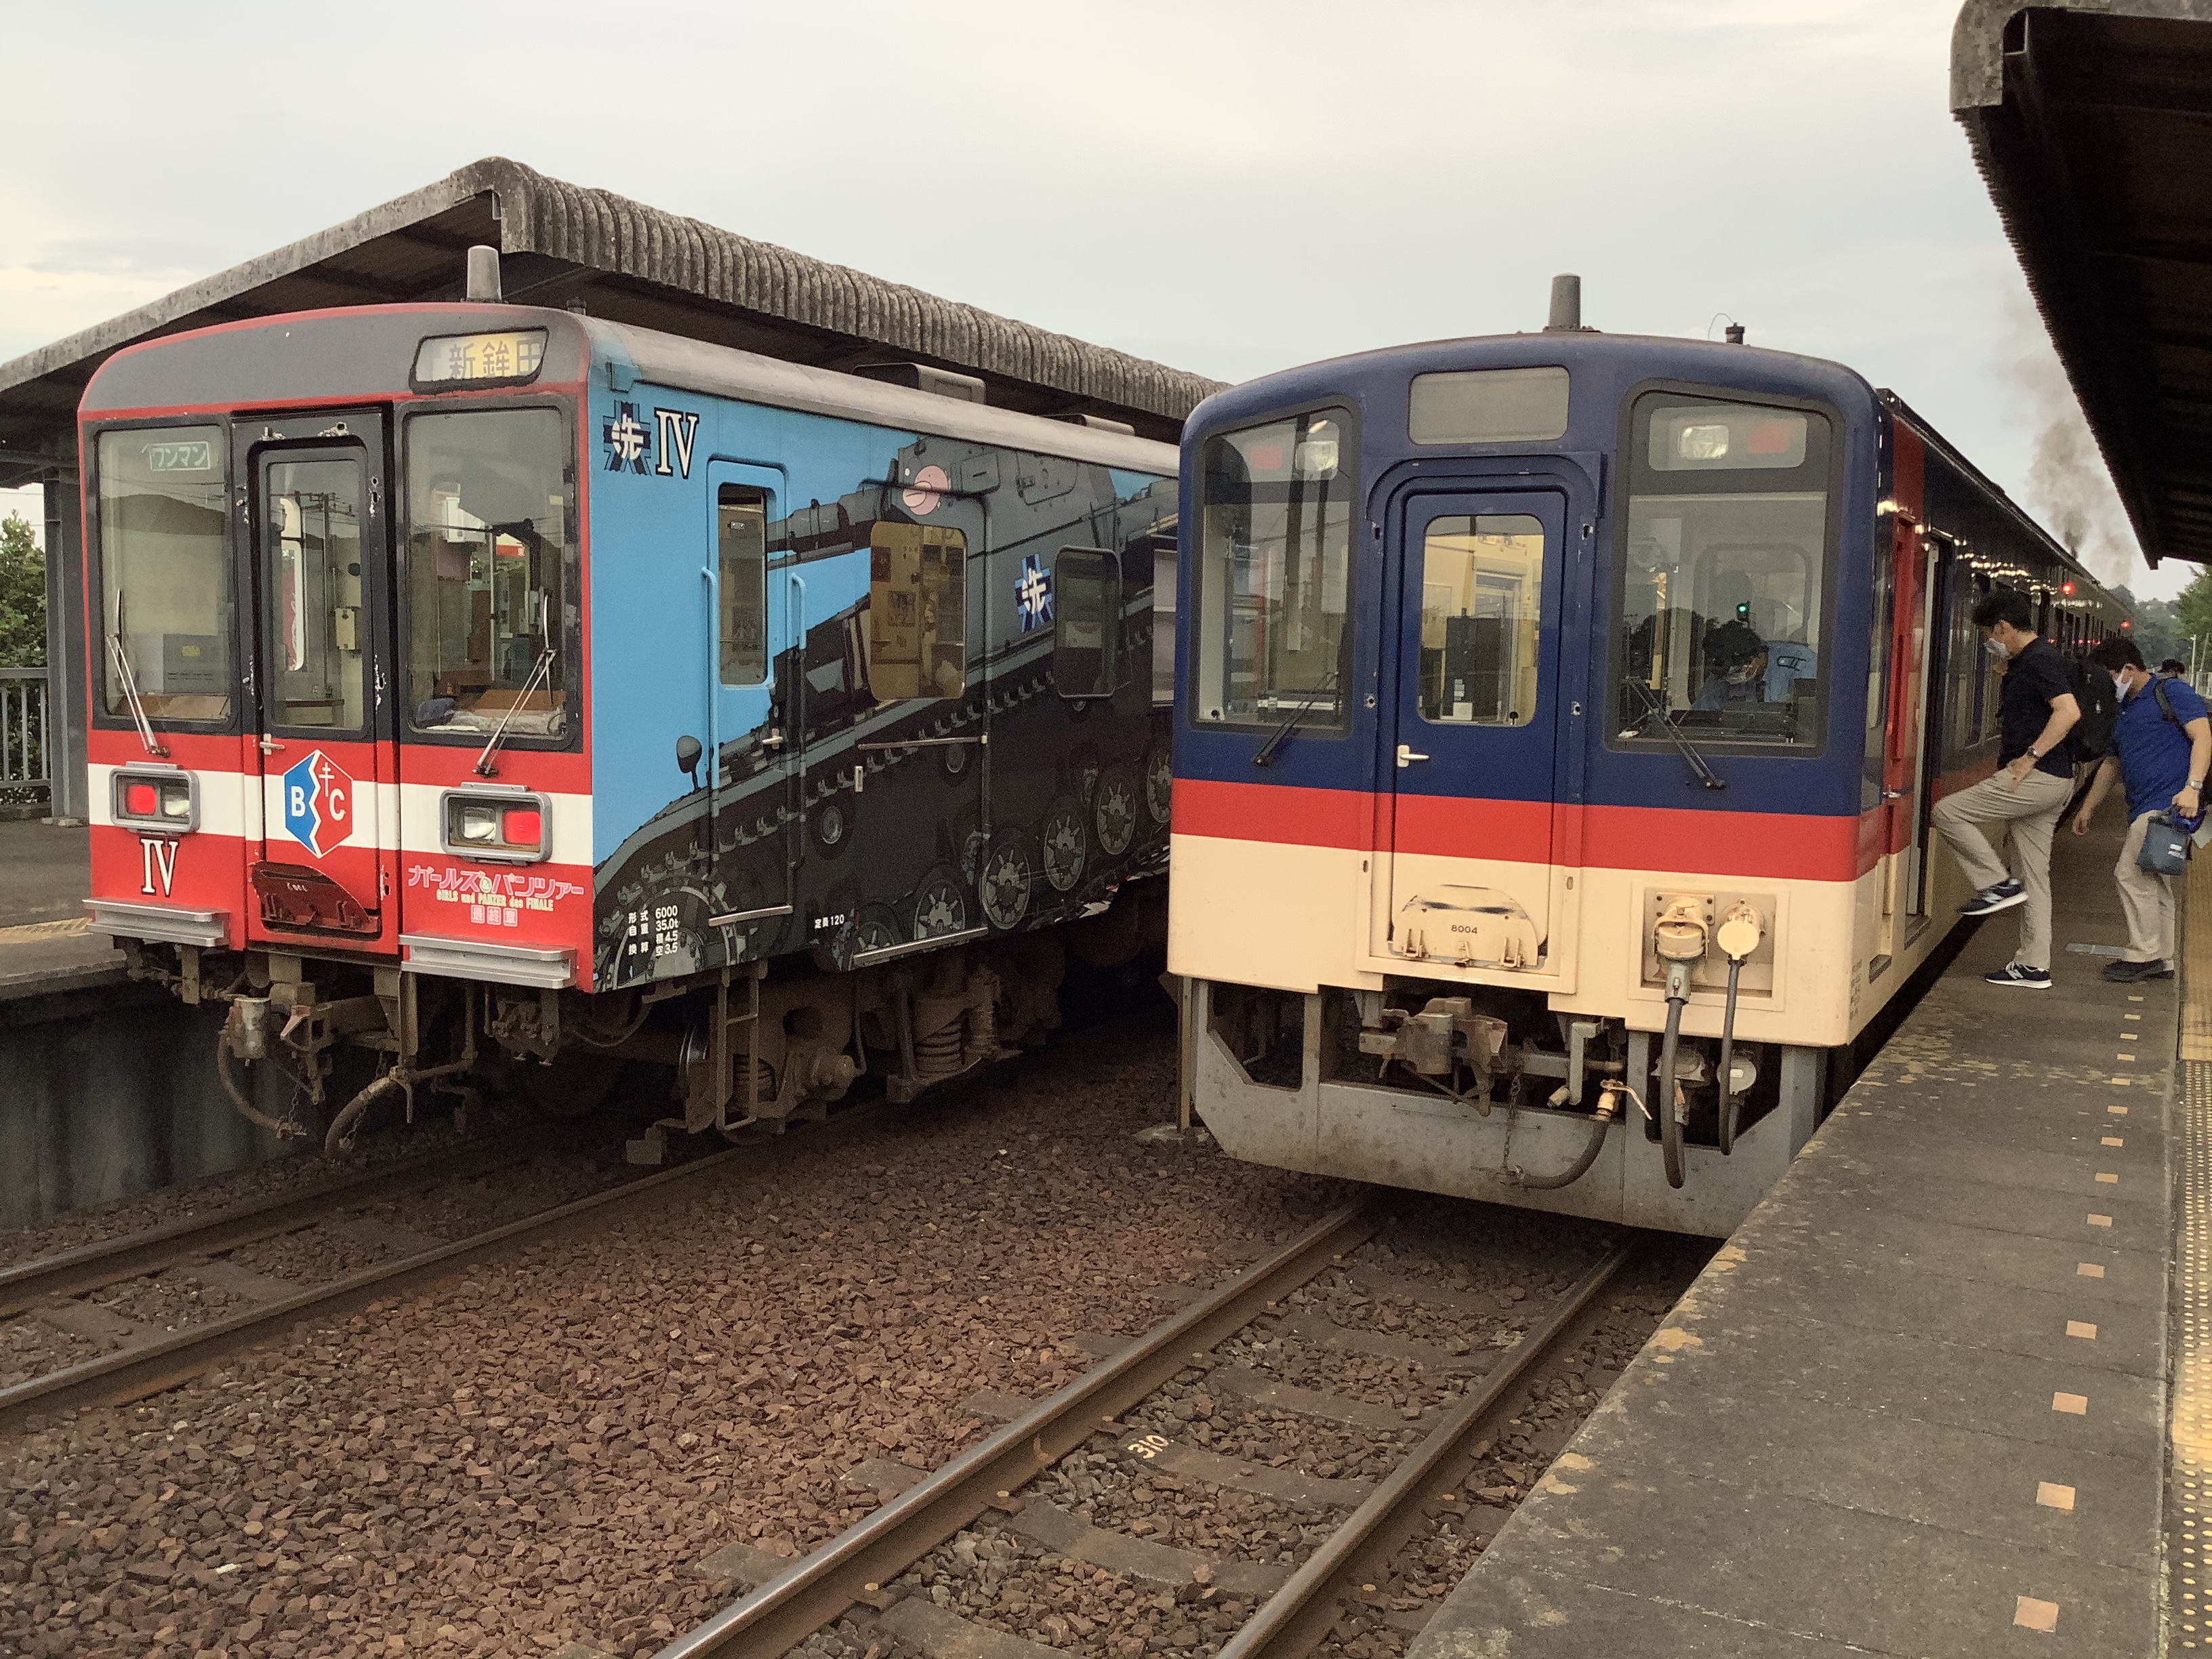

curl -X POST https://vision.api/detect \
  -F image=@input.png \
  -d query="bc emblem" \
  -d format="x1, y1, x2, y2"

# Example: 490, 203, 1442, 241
1015, 552, 1054, 633
281, 750, 356, 859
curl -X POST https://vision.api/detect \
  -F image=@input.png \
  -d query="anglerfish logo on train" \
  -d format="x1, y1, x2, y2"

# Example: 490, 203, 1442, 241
281, 750, 356, 859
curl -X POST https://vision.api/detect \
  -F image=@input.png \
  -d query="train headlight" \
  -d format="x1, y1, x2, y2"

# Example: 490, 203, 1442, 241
440, 790, 552, 864
1678, 424, 1731, 462
113, 767, 197, 835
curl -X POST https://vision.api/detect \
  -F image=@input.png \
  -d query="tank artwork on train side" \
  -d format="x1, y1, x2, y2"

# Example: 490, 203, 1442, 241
75, 283, 1181, 1155
590, 431, 1178, 994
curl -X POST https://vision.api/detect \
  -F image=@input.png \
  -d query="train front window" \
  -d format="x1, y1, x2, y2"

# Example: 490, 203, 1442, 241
96, 426, 232, 724
404, 407, 573, 737
1614, 395, 1832, 748
1193, 409, 1354, 729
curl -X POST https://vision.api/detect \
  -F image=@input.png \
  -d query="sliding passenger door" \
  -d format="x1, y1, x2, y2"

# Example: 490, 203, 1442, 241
703, 462, 798, 957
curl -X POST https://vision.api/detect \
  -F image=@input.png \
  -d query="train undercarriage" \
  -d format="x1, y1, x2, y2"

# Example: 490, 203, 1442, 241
123, 882, 1167, 1156
1192, 977, 1828, 1236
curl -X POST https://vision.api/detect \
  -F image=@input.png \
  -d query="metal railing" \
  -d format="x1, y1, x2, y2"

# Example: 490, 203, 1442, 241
0, 667, 49, 797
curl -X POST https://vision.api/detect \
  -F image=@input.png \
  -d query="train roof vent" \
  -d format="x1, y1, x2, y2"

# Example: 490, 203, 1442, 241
852, 362, 987, 405
1052, 412, 1136, 435
1543, 272, 1594, 333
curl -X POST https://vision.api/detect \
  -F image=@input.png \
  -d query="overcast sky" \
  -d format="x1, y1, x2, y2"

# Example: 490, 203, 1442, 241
0, 0, 2177, 596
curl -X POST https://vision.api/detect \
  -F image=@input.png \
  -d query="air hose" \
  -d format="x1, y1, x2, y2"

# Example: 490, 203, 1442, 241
1514, 1083, 1622, 1190
215, 1038, 307, 1142
1713, 903, 1763, 1158
1657, 962, 1689, 1189
1717, 957, 1745, 1155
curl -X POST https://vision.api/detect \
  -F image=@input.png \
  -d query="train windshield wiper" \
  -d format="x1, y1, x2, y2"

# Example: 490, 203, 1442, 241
106, 592, 167, 759
1254, 671, 1339, 768
1626, 680, 1725, 791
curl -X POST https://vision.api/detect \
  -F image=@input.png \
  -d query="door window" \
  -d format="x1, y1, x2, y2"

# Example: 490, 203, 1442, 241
718, 486, 769, 685
96, 426, 232, 723
1416, 514, 1544, 726
404, 407, 572, 736
265, 457, 367, 730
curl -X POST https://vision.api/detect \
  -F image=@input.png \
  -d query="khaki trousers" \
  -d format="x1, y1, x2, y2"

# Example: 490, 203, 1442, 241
1930, 768, 2074, 970
2116, 811, 2177, 966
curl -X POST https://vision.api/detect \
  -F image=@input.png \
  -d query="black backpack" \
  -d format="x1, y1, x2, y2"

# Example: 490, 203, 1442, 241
2068, 657, 2120, 760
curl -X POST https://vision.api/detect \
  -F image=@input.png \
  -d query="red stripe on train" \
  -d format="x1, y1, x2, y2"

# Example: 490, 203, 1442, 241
1174, 778, 1896, 883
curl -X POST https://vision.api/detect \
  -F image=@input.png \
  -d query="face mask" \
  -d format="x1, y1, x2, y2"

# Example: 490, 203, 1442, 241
1983, 636, 2010, 662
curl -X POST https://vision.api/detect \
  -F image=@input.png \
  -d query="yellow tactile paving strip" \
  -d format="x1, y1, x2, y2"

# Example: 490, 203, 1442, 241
0, 916, 89, 946
2171, 853, 2212, 1647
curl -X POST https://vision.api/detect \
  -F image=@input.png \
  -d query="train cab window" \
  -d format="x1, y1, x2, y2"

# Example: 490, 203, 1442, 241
1417, 515, 1544, 726
1053, 548, 1121, 698
1193, 409, 1354, 728
1614, 395, 1832, 747
96, 426, 233, 724
718, 487, 769, 685
404, 407, 572, 737
868, 523, 967, 699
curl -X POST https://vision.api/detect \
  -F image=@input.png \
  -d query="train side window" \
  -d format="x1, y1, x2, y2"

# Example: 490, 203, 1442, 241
868, 522, 967, 700
1614, 394, 1832, 749
1416, 514, 1544, 726
1053, 548, 1121, 698
718, 487, 768, 686
1192, 408, 1355, 729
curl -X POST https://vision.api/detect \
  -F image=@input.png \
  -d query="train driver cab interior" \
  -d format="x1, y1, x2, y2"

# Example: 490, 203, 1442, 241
1615, 394, 1832, 751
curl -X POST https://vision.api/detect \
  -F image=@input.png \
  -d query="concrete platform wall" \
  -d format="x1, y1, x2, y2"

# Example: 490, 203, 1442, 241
0, 975, 302, 1229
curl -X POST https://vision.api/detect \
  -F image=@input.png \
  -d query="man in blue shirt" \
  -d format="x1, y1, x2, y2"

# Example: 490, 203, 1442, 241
2071, 637, 2212, 981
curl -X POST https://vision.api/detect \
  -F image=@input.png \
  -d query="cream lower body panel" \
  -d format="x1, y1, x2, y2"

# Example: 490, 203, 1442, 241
1173, 831, 1888, 1049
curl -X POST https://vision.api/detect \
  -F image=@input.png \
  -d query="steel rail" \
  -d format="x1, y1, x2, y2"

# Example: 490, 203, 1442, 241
0, 1128, 561, 1318
0, 1097, 903, 1433
655, 1194, 1383, 1659
1214, 1239, 1638, 1659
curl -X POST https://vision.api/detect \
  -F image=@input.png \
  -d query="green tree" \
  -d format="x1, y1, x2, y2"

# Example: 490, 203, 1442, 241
2115, 587, 2184, 667
2175, 567, 2212, 677
0, 513, 43, 669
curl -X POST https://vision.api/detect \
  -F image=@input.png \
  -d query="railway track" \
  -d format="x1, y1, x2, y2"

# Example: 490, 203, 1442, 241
658, 1197, 1644, 1659
0, 1102, 897, 1435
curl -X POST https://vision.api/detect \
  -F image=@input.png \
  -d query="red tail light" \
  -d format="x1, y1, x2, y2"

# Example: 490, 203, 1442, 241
125, 782, 157, 817
501, 806, 542, 848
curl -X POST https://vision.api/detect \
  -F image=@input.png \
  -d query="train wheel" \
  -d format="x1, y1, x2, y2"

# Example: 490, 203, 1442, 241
979, 830, 1038, 930
1095, 765, 1139, 857
910, 864, 971, 941
1041, 798, 1088, 893
1144, 741, 1173, 825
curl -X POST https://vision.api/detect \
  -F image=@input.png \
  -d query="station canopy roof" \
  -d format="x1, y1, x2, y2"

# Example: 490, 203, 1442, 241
1954, 1, 2212, 567
0, 157, 1222, 487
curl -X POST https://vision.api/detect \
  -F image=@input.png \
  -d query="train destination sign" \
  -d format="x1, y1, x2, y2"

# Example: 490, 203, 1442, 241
412, 329, 548, 387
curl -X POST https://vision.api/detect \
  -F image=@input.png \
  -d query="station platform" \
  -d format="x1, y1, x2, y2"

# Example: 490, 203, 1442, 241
0, 818, 121, 999
1410, 815, 2185, 1658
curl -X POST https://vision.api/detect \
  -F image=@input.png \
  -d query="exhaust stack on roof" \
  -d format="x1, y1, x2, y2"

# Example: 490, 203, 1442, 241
1544, 273, 1582, 333
466, 245, 503, 303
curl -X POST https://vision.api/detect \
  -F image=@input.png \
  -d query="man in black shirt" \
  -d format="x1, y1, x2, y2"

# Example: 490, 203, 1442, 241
1928, 588, 2081, 988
